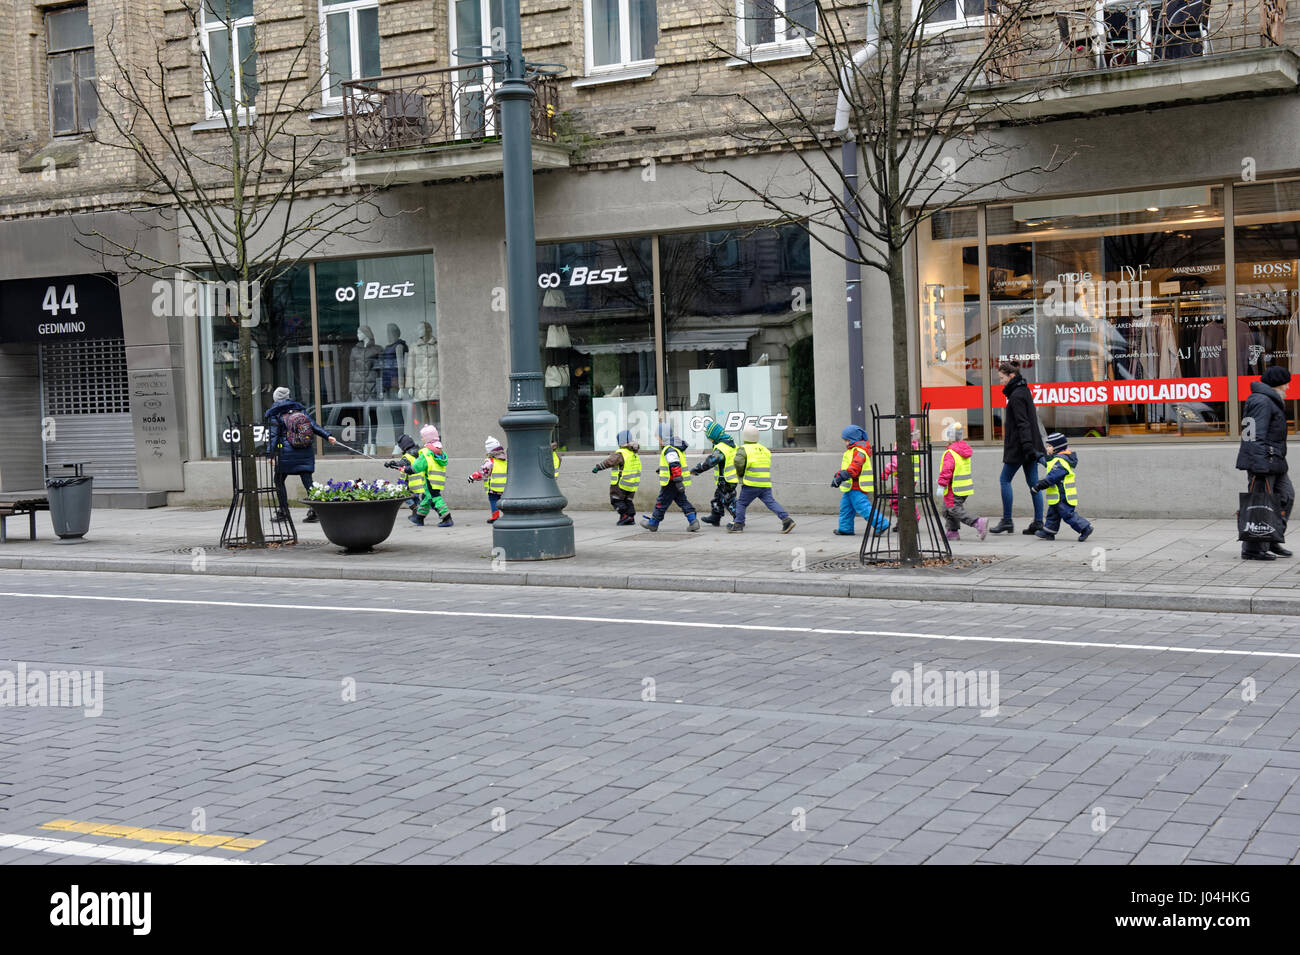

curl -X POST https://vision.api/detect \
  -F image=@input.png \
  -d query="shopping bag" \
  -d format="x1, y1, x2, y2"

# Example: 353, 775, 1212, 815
1238, 478, 1285, 544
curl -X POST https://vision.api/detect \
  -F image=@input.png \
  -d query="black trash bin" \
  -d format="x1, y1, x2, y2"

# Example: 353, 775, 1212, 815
46, 473, 94, 540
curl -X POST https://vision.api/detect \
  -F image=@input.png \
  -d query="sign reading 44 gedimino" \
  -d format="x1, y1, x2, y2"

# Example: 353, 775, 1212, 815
0, 273, 123, 343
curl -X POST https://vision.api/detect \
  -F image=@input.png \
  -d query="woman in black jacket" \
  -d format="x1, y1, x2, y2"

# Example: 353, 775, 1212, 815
1237, 365, 1292, 560
989, 362, 1046, 535
265, 386, 335, 522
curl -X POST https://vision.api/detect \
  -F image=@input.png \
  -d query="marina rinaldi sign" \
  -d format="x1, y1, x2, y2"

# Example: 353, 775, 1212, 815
0, 273, 123, 343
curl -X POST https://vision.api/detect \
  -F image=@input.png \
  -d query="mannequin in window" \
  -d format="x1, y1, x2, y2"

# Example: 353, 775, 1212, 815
381, 322, 407, 399
406, 321, 439, 400
349, 325, 381, 401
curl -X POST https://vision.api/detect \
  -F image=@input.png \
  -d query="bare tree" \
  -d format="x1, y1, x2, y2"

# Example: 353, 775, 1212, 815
79, 0, 409, 545
700, 0, 1073, 565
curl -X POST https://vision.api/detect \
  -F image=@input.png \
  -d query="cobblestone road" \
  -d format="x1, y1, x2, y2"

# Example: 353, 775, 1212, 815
0, 570, 1297, 864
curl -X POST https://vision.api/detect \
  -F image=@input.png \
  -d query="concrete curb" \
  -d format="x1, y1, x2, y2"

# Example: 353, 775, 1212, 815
3, 552, 1298, 616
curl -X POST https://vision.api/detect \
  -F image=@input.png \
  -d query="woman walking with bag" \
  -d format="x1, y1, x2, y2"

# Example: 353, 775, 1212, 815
988, 361, 1046, 535
1237, 366, 1292, 561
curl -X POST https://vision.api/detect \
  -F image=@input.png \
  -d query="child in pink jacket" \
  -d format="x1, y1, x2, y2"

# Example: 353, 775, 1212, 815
936, 423, 988, 541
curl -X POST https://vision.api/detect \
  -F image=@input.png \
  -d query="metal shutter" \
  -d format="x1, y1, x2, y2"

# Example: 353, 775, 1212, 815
40, 339, 139, 489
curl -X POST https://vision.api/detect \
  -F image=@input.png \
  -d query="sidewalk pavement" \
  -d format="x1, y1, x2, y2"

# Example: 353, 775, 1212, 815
0, 504, 1297, 616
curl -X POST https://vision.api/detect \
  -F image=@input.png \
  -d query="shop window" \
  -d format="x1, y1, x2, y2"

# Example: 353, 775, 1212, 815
983, 186, 1228, 440
658, 225, 813, 449
202, 0, 258, 118
201, 266, 313, 458
47, 5, 97, 136
586, 0, 657, 71
314, 254, 439, 457
918, 208, 984, 441
1233, 179, 1300, 434
320, 0, 380, 105
738, 0, 816, 52
538, 237, 653, 451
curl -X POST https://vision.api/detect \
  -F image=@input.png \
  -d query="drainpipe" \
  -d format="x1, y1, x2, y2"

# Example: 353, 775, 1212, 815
834, 19, 880, 429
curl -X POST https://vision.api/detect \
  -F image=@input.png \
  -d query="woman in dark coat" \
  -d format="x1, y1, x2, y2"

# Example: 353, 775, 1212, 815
989, 361, 1046, 535
1236, 366, 1292, 560
265, 386, 335, 522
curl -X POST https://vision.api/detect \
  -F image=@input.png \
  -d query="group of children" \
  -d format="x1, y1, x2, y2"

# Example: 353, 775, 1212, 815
385, 420, 1092, 543
828, 422, 1093, 543
594, 421, 795, 534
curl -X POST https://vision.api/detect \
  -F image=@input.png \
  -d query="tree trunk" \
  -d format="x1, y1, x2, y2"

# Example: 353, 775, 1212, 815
888, 241, 921, 567
237, 317, 264, 546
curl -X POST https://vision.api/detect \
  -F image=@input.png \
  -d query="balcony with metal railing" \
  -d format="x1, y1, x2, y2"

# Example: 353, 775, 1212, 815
340, 62, 568, 183
974, 0, 1299, 118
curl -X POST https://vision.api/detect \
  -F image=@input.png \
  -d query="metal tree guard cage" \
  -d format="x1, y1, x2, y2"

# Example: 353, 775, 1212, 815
220, 416, 298, 548
860, 404, 952, 565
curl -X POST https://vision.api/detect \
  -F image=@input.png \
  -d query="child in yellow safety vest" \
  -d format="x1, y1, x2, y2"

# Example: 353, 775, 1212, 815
405, 425, 453, 527
591, 429, 641, 526
936, 423, 987, 542
689, 420, 738, 526
641, 423, 700, 532
1032, 432, 1094, 542
468, 435, 507, 524
728, 424, 795, 534
831, 425, 890, 536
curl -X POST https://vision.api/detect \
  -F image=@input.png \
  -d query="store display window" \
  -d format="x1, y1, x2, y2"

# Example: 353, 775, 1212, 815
658, 224, 813, 450
537, 237, 654, 451
201, 253, 437, 458
201, 266, 313, 457
918, 185, 1235, 443
917, 208, 983, 441
315, 253, 438, 457
1233, 179, 1300, 434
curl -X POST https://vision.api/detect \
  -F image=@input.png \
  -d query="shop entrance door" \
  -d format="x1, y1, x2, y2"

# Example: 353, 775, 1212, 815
40, 338, 139, 488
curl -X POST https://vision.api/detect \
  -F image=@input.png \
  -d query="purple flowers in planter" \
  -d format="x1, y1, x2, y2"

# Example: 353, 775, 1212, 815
307, 478, 407, 502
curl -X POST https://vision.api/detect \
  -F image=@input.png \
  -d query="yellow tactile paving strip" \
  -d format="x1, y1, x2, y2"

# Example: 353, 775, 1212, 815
40, 819, 265, 851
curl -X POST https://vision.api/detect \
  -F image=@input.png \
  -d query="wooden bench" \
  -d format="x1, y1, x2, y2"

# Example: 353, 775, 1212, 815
0, 498, 49, 542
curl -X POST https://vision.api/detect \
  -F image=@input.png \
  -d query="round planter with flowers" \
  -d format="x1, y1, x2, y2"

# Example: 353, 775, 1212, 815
306, 479, 408, 553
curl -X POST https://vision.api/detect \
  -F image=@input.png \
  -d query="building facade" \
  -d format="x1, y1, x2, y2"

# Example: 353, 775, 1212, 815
1, 0, 1298, 518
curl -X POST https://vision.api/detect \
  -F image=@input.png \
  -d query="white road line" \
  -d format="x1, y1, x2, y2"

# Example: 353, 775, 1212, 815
0, 832, 257, 865
1, 590, 1296, 660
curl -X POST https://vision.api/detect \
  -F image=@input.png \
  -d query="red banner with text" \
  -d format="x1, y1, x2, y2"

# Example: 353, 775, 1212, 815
921, 377, 1233, 410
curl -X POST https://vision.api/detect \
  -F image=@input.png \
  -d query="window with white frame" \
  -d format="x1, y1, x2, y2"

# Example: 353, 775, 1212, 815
47, 5, 97, 136
201, 0, 258, 118
913, 0, 990, 31
737, 0, 816, 52
585, 0, 657, 72
321, 0, 380, 105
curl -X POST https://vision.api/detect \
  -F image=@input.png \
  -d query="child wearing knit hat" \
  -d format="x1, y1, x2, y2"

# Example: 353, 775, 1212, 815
729, 424, 795, 534
1032, 432, 1093, 542
591, 428, 641, 526
404, 425, 453, 527
468, 436, 507, 524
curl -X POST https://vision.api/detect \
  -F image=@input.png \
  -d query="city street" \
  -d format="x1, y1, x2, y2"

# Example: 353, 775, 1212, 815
0, 569, 1298, 865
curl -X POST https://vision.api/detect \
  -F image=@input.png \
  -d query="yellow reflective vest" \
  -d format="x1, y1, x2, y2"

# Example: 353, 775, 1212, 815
740, 442, 771, 488
941, 448, 973, 496
402, 452, 426, 495
715, 442, 738, 485
486, 456, 507, 494
658, 446, 691, 487
422, 449, 447, 494
839, 443, 873, 494
611, 447, 641, 493
1043, 455, 1078, 506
